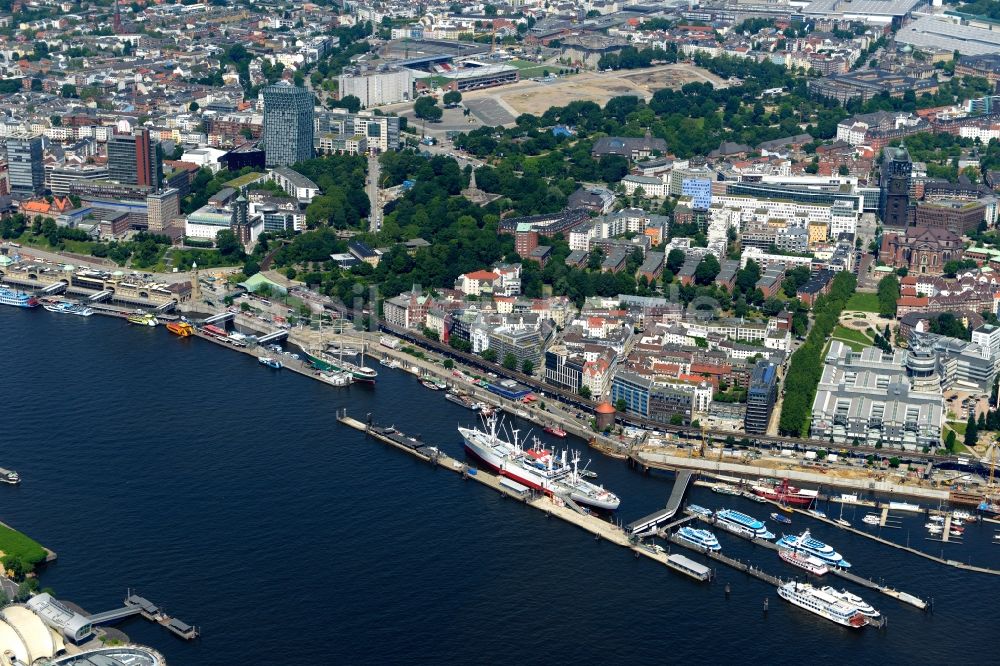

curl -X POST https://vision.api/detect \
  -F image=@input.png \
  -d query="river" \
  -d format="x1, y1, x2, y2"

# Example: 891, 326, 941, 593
0, 306, 997, 663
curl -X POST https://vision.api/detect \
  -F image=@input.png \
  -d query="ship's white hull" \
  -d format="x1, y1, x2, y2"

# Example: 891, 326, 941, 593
461, 429, 619, 510
778, 585, 867, 628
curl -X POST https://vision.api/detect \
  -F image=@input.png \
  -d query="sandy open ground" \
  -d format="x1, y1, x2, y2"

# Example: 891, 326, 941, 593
461, 63, 728, 121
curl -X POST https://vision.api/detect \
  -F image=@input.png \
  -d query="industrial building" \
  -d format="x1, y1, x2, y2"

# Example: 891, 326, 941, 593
897, 15, 1000, 57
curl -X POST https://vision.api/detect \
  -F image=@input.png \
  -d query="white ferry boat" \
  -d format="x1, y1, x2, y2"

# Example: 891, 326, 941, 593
820, 587, 880, 619
777, 582, 868, 628
715, 509, 775, 540
778, 549, 829, 576
676, 526, 721, 551
776, 529, 850, 568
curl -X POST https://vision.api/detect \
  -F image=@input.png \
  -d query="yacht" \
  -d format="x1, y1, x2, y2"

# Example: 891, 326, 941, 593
676, 527, 721, 551
715, 509, 775, 540
862, 514, 880, 526
776, 530, 850, 568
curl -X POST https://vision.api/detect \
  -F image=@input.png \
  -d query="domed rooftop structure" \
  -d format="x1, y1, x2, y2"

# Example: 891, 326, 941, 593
595, 402, 616, 414
0, 604, 62, 663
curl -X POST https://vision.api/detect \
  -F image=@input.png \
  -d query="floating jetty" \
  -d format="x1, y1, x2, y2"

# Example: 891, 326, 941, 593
88, 591, 199, 640
684, 509, 927, 611
335, 409, 713, 583
686, 476, 1000, 577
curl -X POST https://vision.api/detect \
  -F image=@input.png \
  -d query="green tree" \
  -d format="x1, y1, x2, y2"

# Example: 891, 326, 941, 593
414, 96, 442, 121
189, 101, 199, 112
482, 348, 497, 362
336, 94, 362, 113
215, 229, 243, 258
945, 429, 957, 451
502, 352, 517, 370
666, 248, 686, 274
694, 254, 720, 285
614, 398, 627, 412
442, 90, 462, 107
579, 385, 592, 399
965, 412, 979, 448
443, 359, 454, 370
521, 359, 534, 374
877, 274, 900, 318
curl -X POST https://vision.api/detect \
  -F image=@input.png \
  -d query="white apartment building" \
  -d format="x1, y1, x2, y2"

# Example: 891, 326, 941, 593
337, 68, 414, 108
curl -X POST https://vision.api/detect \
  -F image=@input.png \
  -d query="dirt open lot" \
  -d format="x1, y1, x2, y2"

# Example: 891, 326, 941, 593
461, 63, 728, 121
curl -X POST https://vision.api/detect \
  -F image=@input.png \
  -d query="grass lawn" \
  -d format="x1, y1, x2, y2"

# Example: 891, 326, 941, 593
223, 172, 266, 189
948, 421, 968, 436
0, 523, 47, 566
508, 59, 554, 78
830, 325, 874, 348
845, 292, 880, 313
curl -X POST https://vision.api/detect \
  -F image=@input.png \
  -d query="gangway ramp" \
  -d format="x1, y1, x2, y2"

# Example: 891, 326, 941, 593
626, 470, 694, 535
154, 300, 176, 313
89, 290, 113, 302
258, 329, 289, 345
203, 311, 235, 326
40, 282, 67, 295
88, 605, 142, 624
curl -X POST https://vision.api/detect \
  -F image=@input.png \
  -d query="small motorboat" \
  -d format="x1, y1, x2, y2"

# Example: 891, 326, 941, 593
929, 515, 945, 523
862, 514, 880, 526
835, 519, 851, 528
771, 512, 792, 525
952, 519, 965, 527
950, 529, 963, 538
808, 509, 827, 519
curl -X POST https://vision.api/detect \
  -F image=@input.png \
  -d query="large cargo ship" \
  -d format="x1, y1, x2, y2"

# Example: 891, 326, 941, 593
752, 479, 818, 507
0, 286, 38, 308
458, 414, 620, 510
777, 582, 868, 628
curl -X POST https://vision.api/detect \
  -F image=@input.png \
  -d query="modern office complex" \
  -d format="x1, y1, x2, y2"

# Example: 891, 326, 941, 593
811, 341, 943, 450
262, 82, 314, 167
108, 128, 162, 188
745, 360, 778, 435
6, 134, 45, 197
